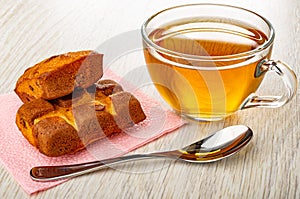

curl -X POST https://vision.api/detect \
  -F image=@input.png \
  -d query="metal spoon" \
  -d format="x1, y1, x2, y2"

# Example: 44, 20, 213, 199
30, 125, 253, 181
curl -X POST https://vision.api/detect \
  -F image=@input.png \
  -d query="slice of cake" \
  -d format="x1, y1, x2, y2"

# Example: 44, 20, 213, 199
16, 81, 146, 157
15, 50, 103, 103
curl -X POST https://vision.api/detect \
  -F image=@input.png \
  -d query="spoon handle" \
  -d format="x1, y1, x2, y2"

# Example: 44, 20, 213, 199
30, 151, 179, 182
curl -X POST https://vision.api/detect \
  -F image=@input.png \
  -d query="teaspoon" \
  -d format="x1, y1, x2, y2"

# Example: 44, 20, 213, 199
30, 125, 253, 181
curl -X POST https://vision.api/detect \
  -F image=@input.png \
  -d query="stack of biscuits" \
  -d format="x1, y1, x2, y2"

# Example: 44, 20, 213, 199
15, 50, 146, 157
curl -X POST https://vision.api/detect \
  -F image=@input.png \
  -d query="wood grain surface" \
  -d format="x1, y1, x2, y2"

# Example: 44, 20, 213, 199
0, 0, 299, 198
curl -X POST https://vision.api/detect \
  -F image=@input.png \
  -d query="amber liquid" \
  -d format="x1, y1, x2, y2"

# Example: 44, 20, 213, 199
144, 18, 270, 120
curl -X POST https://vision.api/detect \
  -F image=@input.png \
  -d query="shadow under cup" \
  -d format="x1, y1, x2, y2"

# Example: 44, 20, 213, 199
141, 4, 297, 121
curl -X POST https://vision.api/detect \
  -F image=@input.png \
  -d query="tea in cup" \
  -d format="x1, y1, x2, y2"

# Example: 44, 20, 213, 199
142, 4, 297, 121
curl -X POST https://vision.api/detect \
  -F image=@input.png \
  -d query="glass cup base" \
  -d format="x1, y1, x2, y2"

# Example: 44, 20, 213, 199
177, 111, 231, 122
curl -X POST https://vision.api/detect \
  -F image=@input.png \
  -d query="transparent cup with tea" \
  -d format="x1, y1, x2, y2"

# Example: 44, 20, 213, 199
141, 4, 297, 121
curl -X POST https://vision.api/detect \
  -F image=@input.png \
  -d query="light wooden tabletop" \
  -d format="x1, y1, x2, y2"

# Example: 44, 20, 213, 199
0, 0, 299, 198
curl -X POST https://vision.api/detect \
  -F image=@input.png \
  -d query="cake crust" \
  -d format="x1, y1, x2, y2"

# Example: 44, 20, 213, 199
15, 98, 54, 146
33, 117, 84, 157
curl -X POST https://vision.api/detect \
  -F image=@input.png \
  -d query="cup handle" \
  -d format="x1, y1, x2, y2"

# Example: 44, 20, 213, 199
241, 60, 298, 109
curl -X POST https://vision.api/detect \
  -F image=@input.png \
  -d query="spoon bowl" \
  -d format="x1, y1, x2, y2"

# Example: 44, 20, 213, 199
30, 125, 253, 181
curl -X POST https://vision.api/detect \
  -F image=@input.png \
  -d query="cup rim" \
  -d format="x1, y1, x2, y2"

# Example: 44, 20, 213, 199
141, 3, 275, 68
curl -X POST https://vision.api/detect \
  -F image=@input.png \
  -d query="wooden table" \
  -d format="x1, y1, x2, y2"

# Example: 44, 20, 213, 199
0, 0, 299, 198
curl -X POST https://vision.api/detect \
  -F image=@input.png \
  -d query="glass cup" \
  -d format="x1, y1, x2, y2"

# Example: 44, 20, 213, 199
141, 4, 297, 121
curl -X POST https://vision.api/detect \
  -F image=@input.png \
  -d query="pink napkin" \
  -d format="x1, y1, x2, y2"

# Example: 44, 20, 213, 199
0, 72, 185, 195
